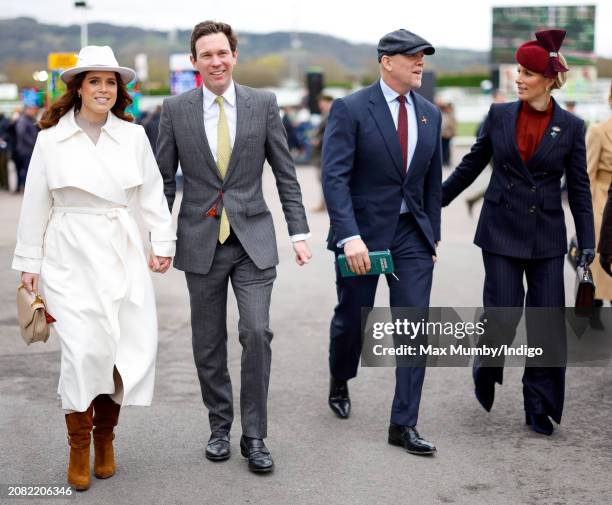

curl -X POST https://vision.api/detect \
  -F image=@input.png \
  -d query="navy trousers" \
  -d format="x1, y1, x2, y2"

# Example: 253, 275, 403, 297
329, 213, 434, 427
478, 251, 566, 423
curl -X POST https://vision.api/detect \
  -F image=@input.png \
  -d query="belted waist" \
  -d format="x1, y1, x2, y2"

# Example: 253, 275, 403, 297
51, 206, 144, 306
52, 206, 132, 216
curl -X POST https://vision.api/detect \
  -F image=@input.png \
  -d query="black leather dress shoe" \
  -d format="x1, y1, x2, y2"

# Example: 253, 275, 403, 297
328, 376, 351, 419
240, 436, 274, 473
388, 424, 436, 455
205, 433, 230, 461
525, 413, 554, 436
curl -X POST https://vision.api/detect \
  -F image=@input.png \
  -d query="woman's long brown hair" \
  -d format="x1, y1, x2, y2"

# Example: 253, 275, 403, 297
38, 71, 134, 130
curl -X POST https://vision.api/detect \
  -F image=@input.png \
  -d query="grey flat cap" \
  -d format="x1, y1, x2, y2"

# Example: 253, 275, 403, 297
377, 29, 435, 61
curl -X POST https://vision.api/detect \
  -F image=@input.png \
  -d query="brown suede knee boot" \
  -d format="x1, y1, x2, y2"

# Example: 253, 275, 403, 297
92, 394, 121, 479
65, 405, 93, 491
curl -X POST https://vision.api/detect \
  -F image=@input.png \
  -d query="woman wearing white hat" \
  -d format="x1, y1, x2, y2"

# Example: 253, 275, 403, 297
12, 46, 176, 490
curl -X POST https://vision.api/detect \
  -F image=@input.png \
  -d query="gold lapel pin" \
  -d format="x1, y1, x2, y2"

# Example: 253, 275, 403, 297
421, 116, 428, 124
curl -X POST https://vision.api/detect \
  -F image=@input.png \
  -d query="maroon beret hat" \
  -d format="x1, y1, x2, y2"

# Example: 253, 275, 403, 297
515, 29, 569, 78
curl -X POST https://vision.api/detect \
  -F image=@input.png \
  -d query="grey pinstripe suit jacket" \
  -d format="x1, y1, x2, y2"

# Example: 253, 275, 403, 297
156, 83, 310, 275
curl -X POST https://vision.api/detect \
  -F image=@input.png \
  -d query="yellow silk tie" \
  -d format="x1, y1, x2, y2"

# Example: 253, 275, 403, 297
215, 96, 231, 243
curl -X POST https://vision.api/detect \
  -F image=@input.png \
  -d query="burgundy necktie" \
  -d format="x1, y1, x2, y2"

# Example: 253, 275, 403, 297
397, 95, 408, 172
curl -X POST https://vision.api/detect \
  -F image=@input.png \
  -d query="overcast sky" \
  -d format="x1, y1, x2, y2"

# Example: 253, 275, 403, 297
1, 0, 611, 57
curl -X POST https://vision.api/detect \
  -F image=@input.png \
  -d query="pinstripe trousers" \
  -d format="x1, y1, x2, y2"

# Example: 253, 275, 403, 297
185, 237, 277, 439
477, 251, 566, 423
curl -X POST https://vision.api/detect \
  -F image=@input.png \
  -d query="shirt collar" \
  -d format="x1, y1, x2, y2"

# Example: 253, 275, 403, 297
380, 78, 413, 107
56, 108, 122, 143
203, 80, 236, 110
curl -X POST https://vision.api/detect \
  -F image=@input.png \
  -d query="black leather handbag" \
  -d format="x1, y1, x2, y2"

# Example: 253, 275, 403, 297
575, 265, 595, 312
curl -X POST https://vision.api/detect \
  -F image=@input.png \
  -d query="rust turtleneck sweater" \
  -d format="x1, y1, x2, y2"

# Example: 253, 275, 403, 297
516, 99, 553, 164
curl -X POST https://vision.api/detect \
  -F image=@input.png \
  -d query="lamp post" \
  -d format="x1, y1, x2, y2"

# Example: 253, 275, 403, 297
74, 1, 89, 48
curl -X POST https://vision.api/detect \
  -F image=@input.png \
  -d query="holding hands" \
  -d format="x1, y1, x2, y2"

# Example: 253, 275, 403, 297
149, 252, 172, 273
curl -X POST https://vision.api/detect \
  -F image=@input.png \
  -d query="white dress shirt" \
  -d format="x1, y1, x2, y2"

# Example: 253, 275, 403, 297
338, 78, 418, 247
201, 81, 309, 243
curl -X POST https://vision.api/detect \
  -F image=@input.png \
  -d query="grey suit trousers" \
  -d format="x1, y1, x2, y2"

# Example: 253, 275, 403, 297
185, 238, 276, 439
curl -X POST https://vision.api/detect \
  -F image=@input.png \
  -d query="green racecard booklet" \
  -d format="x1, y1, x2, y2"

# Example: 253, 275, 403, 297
337, 250, 395, 277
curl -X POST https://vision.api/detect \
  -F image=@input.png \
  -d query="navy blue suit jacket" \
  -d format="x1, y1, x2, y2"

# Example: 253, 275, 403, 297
442, 99, 595, 258
322, 81, 442, 254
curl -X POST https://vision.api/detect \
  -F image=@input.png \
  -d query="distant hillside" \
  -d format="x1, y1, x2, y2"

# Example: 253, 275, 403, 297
0, 17, 491, 87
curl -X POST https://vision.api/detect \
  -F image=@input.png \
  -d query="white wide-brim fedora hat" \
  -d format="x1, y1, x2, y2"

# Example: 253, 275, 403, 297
60, 45, 136, 84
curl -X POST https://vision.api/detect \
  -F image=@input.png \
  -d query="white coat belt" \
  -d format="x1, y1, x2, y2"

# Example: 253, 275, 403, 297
51, 206, 145, 306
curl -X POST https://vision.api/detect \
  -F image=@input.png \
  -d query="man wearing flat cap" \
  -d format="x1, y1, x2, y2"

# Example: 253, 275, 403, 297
322, 28, 442, 454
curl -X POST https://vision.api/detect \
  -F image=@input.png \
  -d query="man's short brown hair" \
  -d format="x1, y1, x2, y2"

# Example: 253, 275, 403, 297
190, 20, 238, 58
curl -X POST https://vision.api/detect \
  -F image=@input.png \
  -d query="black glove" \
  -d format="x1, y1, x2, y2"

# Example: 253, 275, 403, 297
577, 248, 595, 267
600, 253, 612, 277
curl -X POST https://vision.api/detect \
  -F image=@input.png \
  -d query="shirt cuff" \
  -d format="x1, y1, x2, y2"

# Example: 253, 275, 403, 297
337, 235, 361, 248
12, 255, 42, 274
151, 241, 176, 258
290, 233, 311, 243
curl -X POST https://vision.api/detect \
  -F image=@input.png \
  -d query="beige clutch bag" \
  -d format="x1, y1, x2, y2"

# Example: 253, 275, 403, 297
17, 283, 51, 345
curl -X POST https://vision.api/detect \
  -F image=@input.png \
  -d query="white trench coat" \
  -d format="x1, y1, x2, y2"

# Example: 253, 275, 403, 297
12, 109, 176, 412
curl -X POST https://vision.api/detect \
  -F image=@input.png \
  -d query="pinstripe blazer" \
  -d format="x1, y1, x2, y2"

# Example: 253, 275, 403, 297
442, 99, 595, 259
156, 83, 309, 275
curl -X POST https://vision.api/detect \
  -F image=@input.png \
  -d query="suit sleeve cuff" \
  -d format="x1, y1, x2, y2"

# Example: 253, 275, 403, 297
337, 235, 361, 248
290, 232, 311, 242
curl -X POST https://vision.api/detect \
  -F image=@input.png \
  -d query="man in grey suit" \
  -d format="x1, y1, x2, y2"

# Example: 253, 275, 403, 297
156, 20, 311, 474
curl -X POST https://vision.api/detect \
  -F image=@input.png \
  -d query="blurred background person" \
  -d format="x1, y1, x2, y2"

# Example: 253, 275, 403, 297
442, 30, 595, 436
312, 94, 333, 212
599, 182, 612, 277
15, 104, 40, 192
142, 104, 162, 150
0, 112, 10, 190
565, 100, 577, 116
586, 82, 612, 304
282, 105, 300, 158
440, 101, 457, 166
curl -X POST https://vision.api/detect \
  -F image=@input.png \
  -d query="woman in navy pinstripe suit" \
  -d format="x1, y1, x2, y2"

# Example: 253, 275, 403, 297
442, 30, 595, 435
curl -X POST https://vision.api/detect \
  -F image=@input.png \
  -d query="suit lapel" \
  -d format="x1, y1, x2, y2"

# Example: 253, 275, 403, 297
185, 88, 222, 180
226, 83, 253, 180
527, 98, 567, 171
405, 92, 428, 182
368, 82, 404, 180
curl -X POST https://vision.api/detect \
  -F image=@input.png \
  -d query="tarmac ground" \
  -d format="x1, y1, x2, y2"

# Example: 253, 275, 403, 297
0, 150, 611, 505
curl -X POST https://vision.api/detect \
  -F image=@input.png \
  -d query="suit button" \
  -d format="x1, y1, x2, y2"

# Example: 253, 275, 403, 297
531, 186, 536, 192
529, 205, 536, 213
507, 183, 514, 189
505, 203, 511, 210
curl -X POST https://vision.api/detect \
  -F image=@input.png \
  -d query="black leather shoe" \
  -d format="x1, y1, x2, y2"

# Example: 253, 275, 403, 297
328, 376, 351, 419
205, 432, 230, 461
388, 424, 436, 455
240, 436, 274, 473
525, 413, 554, 436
